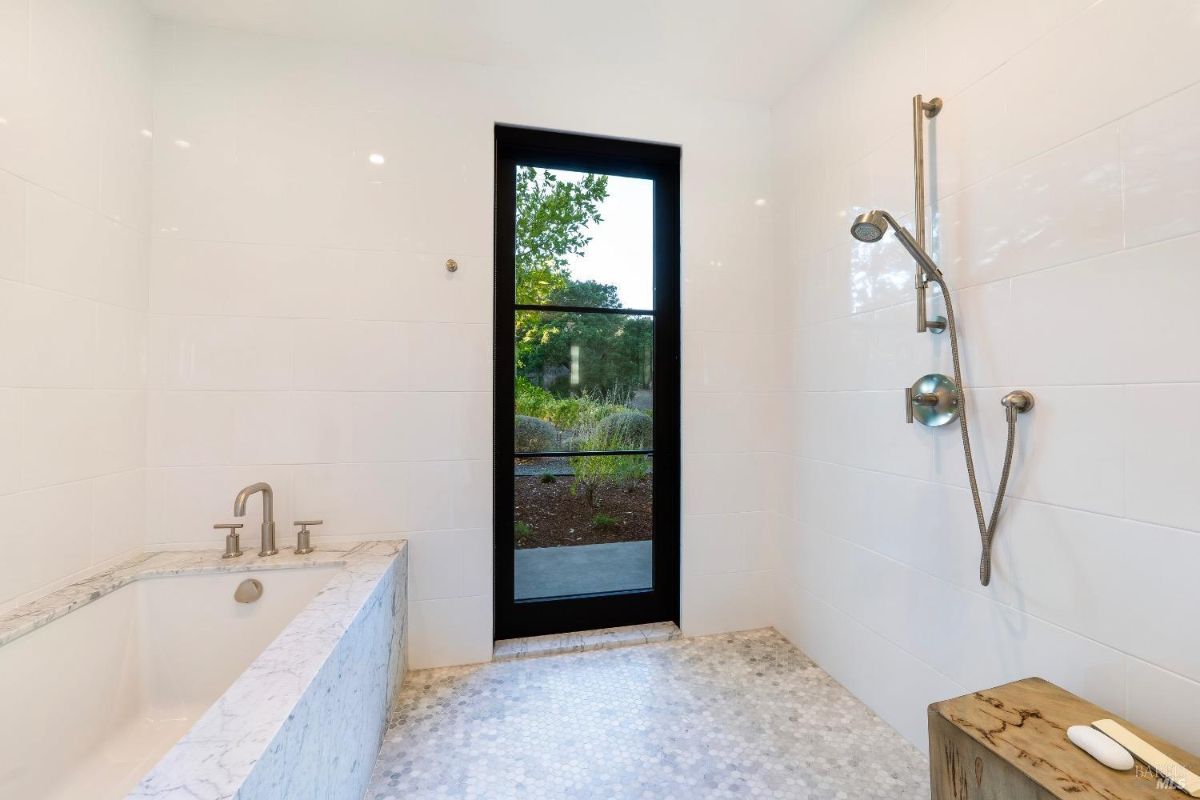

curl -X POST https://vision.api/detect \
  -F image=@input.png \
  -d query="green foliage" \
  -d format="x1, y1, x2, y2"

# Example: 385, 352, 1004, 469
569, 419, 650, 508
514, 167, 608, 306
514, 377, 628, 432
591, 512, 618, 531
520, 309, 652, 398
514, 521, 532, 541
514, 167, 610, 373
594, 411, 653, 449
510, 165, 653, 433
539, 473, 557, 484
514, 414, 557, 452
570, 452, 648, 509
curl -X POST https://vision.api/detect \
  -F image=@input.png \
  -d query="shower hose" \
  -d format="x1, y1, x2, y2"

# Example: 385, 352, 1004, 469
927, 272, 1017, 586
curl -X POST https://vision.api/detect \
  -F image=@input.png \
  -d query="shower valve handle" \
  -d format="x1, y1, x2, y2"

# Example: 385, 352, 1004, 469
905, 374, 960, 427
905, 387, 940, 423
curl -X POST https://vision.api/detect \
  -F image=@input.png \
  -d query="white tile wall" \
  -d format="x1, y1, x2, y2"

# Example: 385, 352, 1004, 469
0, 0, 151, 609
149, 21, 775, 668
14, 3, 1188, 727
770, 0, 1200, 754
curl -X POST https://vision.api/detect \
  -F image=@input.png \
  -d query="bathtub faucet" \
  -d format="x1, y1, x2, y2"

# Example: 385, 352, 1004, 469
233, 482, 277, 557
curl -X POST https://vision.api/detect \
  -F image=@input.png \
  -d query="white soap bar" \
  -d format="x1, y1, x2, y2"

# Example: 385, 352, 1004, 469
1068, 725, 1135, 771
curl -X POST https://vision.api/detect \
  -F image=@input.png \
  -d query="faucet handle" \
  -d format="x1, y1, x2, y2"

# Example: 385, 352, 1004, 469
293, 520, 321, 555
214, 523, 244, 559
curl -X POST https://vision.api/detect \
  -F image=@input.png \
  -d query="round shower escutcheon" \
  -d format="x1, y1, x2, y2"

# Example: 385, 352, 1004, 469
908, 373, 960, 427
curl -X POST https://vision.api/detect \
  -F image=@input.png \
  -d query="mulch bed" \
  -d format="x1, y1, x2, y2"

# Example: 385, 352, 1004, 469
513, 475, 652, 548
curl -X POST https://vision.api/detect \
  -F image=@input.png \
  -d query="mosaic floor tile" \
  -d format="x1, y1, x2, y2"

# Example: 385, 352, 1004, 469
366, 628, 929, 799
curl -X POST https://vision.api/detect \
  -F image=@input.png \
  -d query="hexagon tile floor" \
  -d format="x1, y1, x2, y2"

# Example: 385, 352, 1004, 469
365, 628, 929, 799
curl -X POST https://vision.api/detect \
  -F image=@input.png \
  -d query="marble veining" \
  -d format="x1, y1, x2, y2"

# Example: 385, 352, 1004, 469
0, 544, 380, 649
493, 621, 681, 661
368, 628, 928, 799
127, 540, 407, 800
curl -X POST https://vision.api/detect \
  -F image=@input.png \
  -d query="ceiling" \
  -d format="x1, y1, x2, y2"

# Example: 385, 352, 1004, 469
142, 0, 870, 104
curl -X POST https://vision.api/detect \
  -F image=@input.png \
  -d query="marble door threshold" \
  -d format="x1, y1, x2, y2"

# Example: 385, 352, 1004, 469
493, 622, 681, 661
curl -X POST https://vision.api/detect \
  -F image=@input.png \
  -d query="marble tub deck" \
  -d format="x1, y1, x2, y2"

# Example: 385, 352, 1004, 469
366, 628, 929, 799
0, 541, 407, 800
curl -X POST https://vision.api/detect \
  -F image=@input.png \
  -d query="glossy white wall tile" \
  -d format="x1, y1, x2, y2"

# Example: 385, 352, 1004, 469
0, 0, 151, 608
1121, 81, 1200, 247
148, 20, 773, 667
770, 0, 1200, 754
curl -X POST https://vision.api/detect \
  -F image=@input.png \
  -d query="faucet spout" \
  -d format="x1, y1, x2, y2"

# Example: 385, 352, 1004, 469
233, 482, 277, 556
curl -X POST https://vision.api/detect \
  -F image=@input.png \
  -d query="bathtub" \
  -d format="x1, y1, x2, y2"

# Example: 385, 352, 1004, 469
0, 540, 407, 800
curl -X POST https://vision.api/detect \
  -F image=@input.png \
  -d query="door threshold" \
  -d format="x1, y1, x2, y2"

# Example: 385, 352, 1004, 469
493, 621, 680, 662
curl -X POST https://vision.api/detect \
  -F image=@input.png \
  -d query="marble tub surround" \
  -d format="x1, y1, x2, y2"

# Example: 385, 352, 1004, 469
368, 628, 928, 799
493, 622, 681, 661
129, 540, 407, 800
0, 542, 390, 649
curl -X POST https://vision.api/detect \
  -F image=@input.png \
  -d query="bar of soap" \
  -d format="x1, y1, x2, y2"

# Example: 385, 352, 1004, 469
1068, 725, 1135, 771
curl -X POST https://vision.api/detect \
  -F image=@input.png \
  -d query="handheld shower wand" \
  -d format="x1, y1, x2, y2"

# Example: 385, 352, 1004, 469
851, 209, 1033, 586
850, 210, 941, 281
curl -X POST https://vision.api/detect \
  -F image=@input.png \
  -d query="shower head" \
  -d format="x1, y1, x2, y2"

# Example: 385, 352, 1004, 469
849, 209, 942, 281
850, 210, 888, 243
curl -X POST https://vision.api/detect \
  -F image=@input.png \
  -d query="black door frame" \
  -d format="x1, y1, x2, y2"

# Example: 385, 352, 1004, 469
493, 124, 681, 640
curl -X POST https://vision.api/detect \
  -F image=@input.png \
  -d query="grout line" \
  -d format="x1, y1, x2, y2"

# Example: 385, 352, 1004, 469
934, 73, 1200, 209
776, 453, 1200, 539
151, 232, 492, 261
790, 226, 1200, 329
788, 381, 1200, 393
780, 514, 1199, 691
782, 579, 968, 697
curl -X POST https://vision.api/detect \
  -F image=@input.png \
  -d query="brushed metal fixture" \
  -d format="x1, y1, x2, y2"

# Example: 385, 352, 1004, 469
912, 94, 946, 335
1002, 390, 1035, 422
214, 522, 244, 559
445, 258, 458, 273
234, 578, 263, 604
905, 374, 960, 427
293, 519, 321, 555
850, 202, 1037, 586
851, 210, 943, 282
233, 482, 277, 557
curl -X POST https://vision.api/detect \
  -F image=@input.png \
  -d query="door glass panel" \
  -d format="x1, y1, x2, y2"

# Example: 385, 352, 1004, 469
515, 167, 654, 310
513, 456, 653, 600
514, 310, 653, 454
511, 163, 657, 602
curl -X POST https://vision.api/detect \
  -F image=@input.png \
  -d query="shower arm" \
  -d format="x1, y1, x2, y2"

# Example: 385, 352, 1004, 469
850, 205, 1035, 585
912, 95, 947, 334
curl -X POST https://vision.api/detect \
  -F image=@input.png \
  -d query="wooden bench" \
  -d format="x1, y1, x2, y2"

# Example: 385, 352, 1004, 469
929, 677, 1200, 799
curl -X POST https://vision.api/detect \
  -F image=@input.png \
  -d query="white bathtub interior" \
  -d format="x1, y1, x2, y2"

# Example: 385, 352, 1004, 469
0, 566, 336, 800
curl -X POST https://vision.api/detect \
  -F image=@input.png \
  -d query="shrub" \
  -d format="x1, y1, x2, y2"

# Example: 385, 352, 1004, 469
569, 436, 649, 508
515, 377, 555, 419
514, 415, 557, 452
514, 377, 638, 438
594, 411, 653, 449
592, 512, 618, 530
514, 521, 532, 541
539, 473, 557, 484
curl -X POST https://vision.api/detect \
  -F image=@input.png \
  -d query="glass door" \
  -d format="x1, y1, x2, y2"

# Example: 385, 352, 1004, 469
494, 126, 680, 639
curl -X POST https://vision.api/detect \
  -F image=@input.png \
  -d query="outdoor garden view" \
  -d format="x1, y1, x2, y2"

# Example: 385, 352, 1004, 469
512, 166, 655, 585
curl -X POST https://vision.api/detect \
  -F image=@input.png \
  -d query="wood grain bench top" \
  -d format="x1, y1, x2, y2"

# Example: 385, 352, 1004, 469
929, 677, 1200, 799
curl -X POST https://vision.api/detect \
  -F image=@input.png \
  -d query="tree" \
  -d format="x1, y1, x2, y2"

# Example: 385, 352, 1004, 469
512, 168, 651, 399
514, 167, 608, 305
514, 167, 610, 374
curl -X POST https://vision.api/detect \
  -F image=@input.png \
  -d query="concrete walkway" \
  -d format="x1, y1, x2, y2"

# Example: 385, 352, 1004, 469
514, 541, 652, 599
